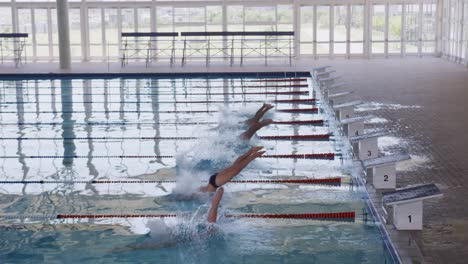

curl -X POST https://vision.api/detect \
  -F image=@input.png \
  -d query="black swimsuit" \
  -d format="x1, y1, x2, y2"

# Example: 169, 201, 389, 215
209, 173, 219, 189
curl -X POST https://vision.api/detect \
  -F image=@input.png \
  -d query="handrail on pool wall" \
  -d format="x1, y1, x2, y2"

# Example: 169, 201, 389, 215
310, 72, 402, 264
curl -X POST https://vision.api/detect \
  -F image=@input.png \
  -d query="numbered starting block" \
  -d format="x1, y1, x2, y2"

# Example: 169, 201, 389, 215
328, 91, 354, 106
325, 82, 346, 91
319, 76, 341, 87
333, 101, 362, 120
312, 66, 331, 74
349, 131, 390, 161
315, 70, 336, 80
340, 115, 372, 137
382, 183, 442, 230
362, 153, 411, 189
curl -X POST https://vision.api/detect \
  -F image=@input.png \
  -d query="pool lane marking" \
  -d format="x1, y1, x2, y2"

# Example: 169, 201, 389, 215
55, 212, 354, 220
0, 178, 342, 186
0, 119, 324, 127
248, 78, 308, 82
0, 212, 355, 222
0, 98, 317, 105
0, 134, 332, 141
0, 153, 337, 160
0, 108, 320, 115
1, 91, 310, 96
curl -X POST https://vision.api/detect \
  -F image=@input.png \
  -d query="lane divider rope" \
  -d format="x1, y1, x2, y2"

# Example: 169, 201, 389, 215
4, 91, 310, 97
0, 98, 317, 105
0, 212, 355, 222
0, 119, 324, 127
0, 108, 320, 115
0, 134, 331, 141
0, 178, 341, 185
248, 78, 308, 82
0, 153, 336, 160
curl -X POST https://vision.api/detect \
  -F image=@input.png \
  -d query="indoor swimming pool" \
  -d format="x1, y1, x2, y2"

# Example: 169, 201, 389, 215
0, 74, 396, 263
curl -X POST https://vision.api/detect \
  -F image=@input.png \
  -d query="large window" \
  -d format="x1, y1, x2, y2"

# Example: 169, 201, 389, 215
299, 6, 314, 55
316, 6, 330, 55
372, 4, 386, 55
0, 0, 441, 62
350, 5, 364, 55
405, 4, 421, 54
334, 5, 347, 55
0, 7, 11, 33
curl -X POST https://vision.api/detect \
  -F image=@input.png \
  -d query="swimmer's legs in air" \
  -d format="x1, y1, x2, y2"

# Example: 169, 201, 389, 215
240, 118, 273, 140
245, 103, 274, 126
200, 146, 265, 193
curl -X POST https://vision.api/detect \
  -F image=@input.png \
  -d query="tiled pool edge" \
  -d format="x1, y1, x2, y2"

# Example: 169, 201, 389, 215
310, 72, 409, 264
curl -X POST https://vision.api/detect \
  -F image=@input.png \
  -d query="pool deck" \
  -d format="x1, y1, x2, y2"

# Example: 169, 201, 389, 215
2, 57, 468, 264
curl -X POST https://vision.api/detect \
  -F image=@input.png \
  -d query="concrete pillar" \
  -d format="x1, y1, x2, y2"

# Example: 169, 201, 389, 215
56, 0, 71, 69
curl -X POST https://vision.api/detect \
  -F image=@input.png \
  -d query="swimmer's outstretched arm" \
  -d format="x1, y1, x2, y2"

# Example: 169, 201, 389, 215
208, 187, 224, 223
200, 146, 265, 192
246, 103, 274, 126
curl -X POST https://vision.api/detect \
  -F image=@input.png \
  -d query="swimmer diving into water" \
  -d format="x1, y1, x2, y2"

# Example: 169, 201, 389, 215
114, 188, 225, 251
199, 146, 265, 193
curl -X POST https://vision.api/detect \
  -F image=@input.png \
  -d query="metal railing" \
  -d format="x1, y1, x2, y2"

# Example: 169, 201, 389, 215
120, 31, 294, 67
0, 33, 28, 68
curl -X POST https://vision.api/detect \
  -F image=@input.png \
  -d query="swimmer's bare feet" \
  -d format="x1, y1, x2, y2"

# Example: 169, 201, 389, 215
241, 118, 273, 140
246, 103, 274, 126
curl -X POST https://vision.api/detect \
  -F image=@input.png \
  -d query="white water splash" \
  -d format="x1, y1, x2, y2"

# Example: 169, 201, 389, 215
396, 154, 432, 171
356, 102, 422, 112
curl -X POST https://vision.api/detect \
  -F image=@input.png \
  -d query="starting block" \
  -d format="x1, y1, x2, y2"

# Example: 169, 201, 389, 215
333, 101, 362, 120
325, 82, 346, 91
312, 66, 331, 74
328, 91, 354, 106
319, 76, 341, 87
382, 183, 442, 230
316, 70, 337, 80
349, 131, 390, 161
340, 115, 372, 137
362, 153, 411, 189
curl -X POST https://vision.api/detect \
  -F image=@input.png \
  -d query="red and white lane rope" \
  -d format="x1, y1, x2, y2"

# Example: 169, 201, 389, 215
0, 153, 337, 160
0, 178, 342, 186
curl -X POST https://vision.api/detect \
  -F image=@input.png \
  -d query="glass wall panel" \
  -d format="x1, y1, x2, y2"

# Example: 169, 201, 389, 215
277, 5, 293, 31
334, 5, 347, 55
350, 5, 364, 54
0, 7, 12, 33
372, 5, 386, 54
105, 8, 119, 59
316, 6, 330, 55
69, 8, 82, 59
422, 3, 436, 53
137, 8, 151, 32
206, 6, 222, 31
155, 7, 173, 32
51, 8, 58, 58
88, 8, 103, 58
227, 5, 243, 31
34, 9, 50, 58
388, 5, 402, 54
245, 6, 275, 24
300, 6, 314, 55
405, 4, 420, 54
17, 9, 33, 58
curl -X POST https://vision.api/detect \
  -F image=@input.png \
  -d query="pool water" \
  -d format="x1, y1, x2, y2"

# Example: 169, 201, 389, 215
0, 76, 395, 263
